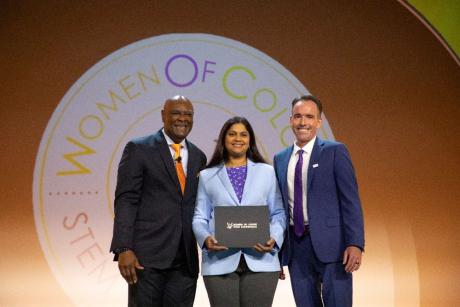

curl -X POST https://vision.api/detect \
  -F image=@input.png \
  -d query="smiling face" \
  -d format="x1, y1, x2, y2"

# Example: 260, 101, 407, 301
224, 123, 250, 159
161, 96, 194, 143
290, 99, 322, 147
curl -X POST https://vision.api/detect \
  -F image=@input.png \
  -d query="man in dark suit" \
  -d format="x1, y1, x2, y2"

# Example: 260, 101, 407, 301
110, 95, 207, 306
273, 95, 364, 307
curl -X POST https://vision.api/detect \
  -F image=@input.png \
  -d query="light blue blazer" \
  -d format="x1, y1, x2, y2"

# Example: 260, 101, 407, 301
193, 160, 286, 276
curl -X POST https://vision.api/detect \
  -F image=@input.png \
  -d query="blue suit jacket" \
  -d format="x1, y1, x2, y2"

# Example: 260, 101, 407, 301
273, 137, 364, 265
192, 160, 286, 275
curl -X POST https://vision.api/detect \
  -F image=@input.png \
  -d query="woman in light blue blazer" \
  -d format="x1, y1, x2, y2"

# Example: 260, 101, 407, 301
193, 116, 286, 307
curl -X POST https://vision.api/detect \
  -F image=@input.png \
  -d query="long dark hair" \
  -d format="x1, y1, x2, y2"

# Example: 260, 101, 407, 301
206, 116, 267, 169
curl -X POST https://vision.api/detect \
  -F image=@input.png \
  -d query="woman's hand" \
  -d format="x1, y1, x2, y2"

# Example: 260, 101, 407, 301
254, 238, 275, 253
279, 266, 286, 280
204, 236, 228, 252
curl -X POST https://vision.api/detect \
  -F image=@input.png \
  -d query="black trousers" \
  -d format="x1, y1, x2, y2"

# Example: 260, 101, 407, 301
128, 263, 197, 307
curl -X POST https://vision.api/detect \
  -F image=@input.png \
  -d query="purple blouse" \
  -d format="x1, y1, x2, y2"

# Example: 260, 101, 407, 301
226, 165, 247, 203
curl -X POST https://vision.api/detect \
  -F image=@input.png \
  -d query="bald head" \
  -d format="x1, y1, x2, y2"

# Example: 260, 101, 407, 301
161, 95, 194, 143
164, 95, 193, 109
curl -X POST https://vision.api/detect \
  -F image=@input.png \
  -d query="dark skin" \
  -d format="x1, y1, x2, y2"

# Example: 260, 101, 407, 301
117, 95, 195, 285
118, 250, 143, 285
161, 96, 194, 143
204, 123, 275, 254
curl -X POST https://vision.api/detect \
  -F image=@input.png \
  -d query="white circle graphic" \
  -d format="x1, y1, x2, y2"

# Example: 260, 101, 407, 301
33, 33, 334, 306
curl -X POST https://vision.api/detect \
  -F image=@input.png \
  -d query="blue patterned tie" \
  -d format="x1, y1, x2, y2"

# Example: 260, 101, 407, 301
294, 149, 304, 237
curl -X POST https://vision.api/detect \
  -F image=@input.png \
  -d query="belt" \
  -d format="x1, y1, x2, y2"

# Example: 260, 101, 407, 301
289, 224, 310, 236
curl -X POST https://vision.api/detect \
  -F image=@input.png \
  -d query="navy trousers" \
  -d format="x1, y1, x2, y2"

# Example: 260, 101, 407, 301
287, 227, 352, 307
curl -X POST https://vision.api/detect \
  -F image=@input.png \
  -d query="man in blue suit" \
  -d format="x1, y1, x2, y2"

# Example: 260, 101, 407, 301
273, 95, 364, 307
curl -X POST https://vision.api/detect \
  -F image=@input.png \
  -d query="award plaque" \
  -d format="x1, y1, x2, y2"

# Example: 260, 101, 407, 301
214, 205, 269, 248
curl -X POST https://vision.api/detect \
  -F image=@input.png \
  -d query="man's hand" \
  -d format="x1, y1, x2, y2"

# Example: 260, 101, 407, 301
254, 238, 275, 253
343, 246, 362, 273
204, 236, 228, 252
118, 250, 144, 284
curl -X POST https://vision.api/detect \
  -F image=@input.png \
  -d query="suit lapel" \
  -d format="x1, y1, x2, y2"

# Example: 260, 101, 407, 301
240, 160, 255, 205
279, 146, 293, 204
156, 131, 182, 194
307, 137, 323, 190
184, 140, 199, 196
217, 165, 240, 205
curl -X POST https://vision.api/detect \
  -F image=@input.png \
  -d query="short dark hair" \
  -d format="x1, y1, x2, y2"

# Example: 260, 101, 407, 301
206, 116, 267, 169
291, 95, 323, 115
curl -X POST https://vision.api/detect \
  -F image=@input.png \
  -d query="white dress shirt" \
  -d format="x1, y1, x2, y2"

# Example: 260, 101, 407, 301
287, 136, 316, 225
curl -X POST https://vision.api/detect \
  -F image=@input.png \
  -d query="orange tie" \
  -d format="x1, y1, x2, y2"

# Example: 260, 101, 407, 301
171, 144, 186, 194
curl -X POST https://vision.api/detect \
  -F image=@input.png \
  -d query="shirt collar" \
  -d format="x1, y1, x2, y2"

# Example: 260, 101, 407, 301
162, 128, 187, 148
292, 136, 316, 155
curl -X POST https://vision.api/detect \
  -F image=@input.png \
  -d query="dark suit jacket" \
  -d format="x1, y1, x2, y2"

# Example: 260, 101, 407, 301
273, 137, 364, 265
110, 130, 207, 277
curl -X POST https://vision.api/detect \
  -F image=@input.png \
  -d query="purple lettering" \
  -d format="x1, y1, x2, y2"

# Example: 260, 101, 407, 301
202, 60, 216, 82
165, 54, 198, 87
